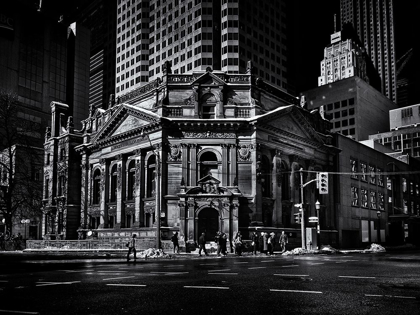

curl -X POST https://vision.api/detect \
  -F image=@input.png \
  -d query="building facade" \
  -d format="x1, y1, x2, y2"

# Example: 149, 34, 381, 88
335, 133, 420, 247
42, 65, 338, 249
115, 0, 291, 97
301, 76, 397, 141
340, 0, 396, 102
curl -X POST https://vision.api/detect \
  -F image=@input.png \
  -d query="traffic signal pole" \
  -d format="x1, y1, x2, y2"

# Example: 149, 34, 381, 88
300, 169, 305, 249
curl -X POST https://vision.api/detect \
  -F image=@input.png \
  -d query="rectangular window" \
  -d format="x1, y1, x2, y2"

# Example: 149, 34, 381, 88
351, 186, 359, 206
370, 191, 377, 209
361, 188, 368, 208
350, 158, 358, 179
377, 168, 384, 186
378, 192, 384, 210
369, 165, 376, 185
360, 162, 367, 182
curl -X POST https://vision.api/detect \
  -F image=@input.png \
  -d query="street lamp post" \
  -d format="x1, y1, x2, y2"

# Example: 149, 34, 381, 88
315, 200, 321, 250
141, 131, 161, 250
376, 210, 381, 243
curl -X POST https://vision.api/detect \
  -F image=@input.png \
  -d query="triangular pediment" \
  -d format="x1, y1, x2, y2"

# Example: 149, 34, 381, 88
93, 104, 160, 143
191, 71, 226, 86
255, 106, 325, 145
197, 174, 221, 184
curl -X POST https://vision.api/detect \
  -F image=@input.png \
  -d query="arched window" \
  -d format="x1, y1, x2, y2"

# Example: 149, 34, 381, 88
146, 155, 156, 197
92, 169, 101, 204
127, 160, 136, 200
110, 164, 117, 202
199, 151, 218, 179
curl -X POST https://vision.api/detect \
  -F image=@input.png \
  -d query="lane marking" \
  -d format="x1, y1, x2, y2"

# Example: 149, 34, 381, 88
248, 267, 266, 270
339, 276, 376, 279
233, 262, 248, 264
260, 260, 275, 263
365, 294, 416, 299
36, 281, 81, 287
282, 265, 299, 268
208, 273, 238, 275
308, 263, 325, 266
150, 272, 189, 274
184, 286, 229, 290
102, 276, 135, 281
271, 289, 322, 294
211, 269, 231, 272
106, 284, 146, 287
96, 271, 128, 273
0, 310, 40, 314
274, 274, 309, 277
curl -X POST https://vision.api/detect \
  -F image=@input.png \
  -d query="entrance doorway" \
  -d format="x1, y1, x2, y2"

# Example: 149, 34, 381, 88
198, 208, 219, 242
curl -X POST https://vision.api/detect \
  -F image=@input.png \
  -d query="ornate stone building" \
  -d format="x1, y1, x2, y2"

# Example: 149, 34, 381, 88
42, 63, 338, 248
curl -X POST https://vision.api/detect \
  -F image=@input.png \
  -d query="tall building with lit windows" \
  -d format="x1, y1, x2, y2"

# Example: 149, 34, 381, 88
340, 0, 397, 103
115, 0, 291, 97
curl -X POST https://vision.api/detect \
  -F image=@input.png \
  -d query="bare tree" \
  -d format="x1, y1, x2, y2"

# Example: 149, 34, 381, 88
0, 89, 43, 238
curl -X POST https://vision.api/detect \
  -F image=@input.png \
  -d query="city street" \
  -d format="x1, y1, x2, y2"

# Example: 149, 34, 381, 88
0, 251, 419, 314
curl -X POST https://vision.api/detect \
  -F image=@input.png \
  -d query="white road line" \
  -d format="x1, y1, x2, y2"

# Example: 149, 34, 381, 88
260, 260, 275, 263
339, 276, 376, 279
274, 274, 309, 277
184, 286, 229, 290
270, 289, 322, 294
211, 269, 231, 272
308, 262, 325, 265
233, 262, 248, 264
36, 281, 81, 287
106, 284, 146, 287
365, 294, 416, 299
282, 264, 299, 268
102, 276, 135, 281
97, 271, 128, 273
208, 273, 238, 275
0, 310, 40, 314
248, 267, 267, 270
393, 296, 416, 299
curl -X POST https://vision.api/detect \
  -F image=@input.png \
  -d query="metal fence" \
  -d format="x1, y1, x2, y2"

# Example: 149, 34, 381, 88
26, 238, 159, 250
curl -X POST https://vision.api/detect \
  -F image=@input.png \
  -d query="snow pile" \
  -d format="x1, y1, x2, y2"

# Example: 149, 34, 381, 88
282, 247, 316, 256
319, 245, 339, 253
363, 243, 386, 253
131, 248, 171, 259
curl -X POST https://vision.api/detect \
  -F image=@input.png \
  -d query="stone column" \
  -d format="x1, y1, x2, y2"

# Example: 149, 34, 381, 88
272, 150, 282, 227
80, 158, 89, 229
181, 143, 189, 185
99, 158, 107, 228
190, 144, 197, 186
115, 154, 124, 229
229, 144, 237, 186
134, 150, 142, 227
221, 144, 228, 186
187, 198, 196, 242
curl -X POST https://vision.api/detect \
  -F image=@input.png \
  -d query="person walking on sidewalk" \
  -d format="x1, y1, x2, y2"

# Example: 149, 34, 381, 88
198, 232, 208, 256
251, 231, 259, 255
279, 231, 288, 253
127, 234, 137, 262
171, 232, 179, 254
220, 232, 227, 256
234, 231, 243, 256
215, 231, 221, 256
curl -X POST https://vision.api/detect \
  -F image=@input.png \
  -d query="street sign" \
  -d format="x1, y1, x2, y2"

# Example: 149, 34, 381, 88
308, 216, 319, 223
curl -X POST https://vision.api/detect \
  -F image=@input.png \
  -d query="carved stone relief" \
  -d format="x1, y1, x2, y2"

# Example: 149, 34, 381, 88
167, 144, 182, 162
237, 144, 253, 162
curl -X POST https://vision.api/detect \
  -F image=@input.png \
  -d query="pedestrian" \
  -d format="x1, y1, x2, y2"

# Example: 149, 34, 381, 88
279, 231, 288, 253
251, 231, 259, 255
215, 231, 221, 256
126, 234, 137, 262
263, 232, 268, 255
198, 232, 208, 256
259, 232, 264, 254
234, 231, 243, 256
220, 232, 227, 256
268, 232, 275, 255
171, 232, 179, 254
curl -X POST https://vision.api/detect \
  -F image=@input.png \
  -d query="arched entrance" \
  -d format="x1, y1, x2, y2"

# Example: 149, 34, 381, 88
198, 208, 219, 242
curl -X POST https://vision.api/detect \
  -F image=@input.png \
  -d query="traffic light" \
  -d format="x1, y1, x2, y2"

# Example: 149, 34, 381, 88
294, 212, 301, 224
319, 172, 328, 194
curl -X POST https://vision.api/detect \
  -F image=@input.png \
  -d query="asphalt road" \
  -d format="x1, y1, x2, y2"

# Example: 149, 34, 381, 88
0, 251, 419, 315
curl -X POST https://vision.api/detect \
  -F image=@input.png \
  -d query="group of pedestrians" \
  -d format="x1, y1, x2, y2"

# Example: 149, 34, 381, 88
250, 231, 289, 255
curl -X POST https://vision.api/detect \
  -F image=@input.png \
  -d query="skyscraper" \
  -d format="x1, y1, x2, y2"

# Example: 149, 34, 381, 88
116, 0, 291, 97
340, 0, 396, 103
